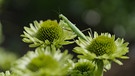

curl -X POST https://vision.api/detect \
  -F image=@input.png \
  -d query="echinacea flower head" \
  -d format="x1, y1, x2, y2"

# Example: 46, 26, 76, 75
74, 32, 129, 70
11, 46, 73, 76
0, 47, 18, 71
69, 59, 95, 76
21, 19, 76, 48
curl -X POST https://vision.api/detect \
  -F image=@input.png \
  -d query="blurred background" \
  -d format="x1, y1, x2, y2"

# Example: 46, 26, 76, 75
0, 0, 135, 76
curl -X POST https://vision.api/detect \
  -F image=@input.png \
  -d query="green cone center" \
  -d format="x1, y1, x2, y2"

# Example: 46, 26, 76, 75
27, 55, 59, 72
87, 36, 116, 56
36, 20, 63, 42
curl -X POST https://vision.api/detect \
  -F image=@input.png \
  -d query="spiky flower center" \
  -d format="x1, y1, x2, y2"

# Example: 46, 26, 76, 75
87, 36, 116, 56
27, 55, 59, 72
36, 20, 63, 42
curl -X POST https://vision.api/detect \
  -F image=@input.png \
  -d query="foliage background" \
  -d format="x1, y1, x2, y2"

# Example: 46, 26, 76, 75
0, 0, 135, 76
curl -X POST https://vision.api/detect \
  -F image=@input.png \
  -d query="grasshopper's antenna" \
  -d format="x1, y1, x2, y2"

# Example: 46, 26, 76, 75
59, 14, 87, 40
81, 28, 93, 37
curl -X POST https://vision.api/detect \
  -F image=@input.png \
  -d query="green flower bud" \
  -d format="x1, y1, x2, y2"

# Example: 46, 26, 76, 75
69, 60, 95, 76
87, 36, 116, 56
74, 62, 94, 73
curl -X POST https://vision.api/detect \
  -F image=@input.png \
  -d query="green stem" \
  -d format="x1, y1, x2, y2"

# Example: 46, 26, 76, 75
0, 22, 3, 44
59, 14, 87, 40
95, 60, 104, 76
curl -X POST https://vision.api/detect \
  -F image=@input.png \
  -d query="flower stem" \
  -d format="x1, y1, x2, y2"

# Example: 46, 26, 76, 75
95, 60, 104, 76
59, 14, 87, 40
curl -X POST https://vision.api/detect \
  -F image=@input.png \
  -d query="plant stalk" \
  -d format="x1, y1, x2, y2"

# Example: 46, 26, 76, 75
94, 60, 104, 76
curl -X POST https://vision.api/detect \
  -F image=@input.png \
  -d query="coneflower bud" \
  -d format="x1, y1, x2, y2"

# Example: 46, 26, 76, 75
87, 36, 116, 56
69, 60, 95, 76
36, 20, 63, 42
74, 61, 94, 73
